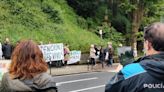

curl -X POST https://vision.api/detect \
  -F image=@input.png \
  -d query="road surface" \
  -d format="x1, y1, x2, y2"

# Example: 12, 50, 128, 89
53, 72, 115, 92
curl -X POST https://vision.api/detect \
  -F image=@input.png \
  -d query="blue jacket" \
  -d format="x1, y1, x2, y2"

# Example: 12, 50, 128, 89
105, 53, 164, 92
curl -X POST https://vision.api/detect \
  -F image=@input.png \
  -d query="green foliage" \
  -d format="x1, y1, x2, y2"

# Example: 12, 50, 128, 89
0, 0, 103, 52
136, 31, 144, 41
77, 17, 88, 29
41, 3, 62, 23
100, 25, 124, 46
142, 2, 164, 26
67, 0, 98, 18
111, 14, 131, 34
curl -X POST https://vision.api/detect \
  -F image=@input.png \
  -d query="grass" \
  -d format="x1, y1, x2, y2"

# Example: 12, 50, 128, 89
0, 0, 104, 52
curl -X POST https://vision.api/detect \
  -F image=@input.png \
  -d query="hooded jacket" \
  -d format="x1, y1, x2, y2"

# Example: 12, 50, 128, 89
0, 73, 58, 92
105, 53, 164, 92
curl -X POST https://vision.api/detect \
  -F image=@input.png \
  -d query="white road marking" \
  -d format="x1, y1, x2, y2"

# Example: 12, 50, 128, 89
54, 72, 99, 78
69, 85, 105, 92
56, 77, 98, 86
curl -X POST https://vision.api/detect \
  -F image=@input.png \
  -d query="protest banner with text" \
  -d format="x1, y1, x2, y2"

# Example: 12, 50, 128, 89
39, 43, 64, 62
68, 50, 81, 64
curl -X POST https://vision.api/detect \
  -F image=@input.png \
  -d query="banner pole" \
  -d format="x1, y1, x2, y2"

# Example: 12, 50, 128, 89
49, 61, 52, 75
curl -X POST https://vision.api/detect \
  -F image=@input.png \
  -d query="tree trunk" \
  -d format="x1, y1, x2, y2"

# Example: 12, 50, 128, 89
131, 0, 144, 57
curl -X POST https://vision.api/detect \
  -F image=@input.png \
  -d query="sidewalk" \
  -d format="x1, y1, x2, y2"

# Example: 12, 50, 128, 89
48, 63, 122, 76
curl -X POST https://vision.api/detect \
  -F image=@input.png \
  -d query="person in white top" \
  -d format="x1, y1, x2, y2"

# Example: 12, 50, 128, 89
90, 44, 96, 66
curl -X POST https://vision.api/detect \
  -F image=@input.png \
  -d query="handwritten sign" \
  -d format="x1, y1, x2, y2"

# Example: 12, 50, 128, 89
39, 43, 64, 62
68, 50, 81, 64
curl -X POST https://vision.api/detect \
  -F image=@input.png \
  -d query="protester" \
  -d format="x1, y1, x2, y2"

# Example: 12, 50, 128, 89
105, 22, 164, 92
0, 42, 2, 59
94, 45, 99, 65
106, 48, 114, 67
2, 38, 13, 59
89, 44, 96, 66
64, 44, 70, 67
99, 46, 105, 68
94, 45, 99, 57
0, 40, 58, 92
104, 42, 114, 66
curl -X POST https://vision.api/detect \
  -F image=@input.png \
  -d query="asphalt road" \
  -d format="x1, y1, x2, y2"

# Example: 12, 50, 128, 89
53, 72, 115, 92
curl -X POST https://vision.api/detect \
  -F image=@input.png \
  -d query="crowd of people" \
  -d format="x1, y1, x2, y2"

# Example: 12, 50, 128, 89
1, 22, 164, 92
89, 42, 114, 68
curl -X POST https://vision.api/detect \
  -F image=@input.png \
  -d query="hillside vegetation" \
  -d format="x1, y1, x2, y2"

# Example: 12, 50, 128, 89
0, 0, 103, 52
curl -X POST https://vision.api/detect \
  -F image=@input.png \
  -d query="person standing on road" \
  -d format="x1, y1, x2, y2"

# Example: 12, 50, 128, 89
94, 45, 99, 65
90, 44, 96, 66
99, 46, 105, 68
0, 40, 58, 92
106, 48, 114, 67
2, 38, 13, 59
105, 22, 164, 92
104, 42, 113, 64
64, 44, 70, 67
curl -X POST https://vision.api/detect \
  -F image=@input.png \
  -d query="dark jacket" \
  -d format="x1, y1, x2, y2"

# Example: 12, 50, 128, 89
99, 48, 105, 61
105, 53, 164, 92
0, 73, 58, 92
108, 48, 114, 59
2, 43, 13, 59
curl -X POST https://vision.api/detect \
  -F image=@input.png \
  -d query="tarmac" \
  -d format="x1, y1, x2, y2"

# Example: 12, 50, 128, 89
48, 63, 123, 76
0, 60, 123, 76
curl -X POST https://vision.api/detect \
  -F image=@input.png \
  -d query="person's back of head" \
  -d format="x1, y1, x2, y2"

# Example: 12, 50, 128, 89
9, 40, 48, 79
105, 22, 164, 92
144, 22, 164, 55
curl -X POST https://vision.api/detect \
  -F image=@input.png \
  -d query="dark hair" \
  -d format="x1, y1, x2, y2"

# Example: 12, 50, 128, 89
144, 22, 164, 51
9, 40, 48, 79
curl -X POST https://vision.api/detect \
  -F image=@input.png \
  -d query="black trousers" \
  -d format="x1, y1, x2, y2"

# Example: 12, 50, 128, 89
90, 58, 95, 66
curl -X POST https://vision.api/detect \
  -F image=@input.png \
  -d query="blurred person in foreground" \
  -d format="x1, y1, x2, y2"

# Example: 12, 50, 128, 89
0, 40, 58, 92
105, 22, 164, 92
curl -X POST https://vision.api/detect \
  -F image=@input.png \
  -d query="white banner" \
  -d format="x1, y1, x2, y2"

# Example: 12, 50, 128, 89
39, 43, 64, 62
68, 50, 81, 64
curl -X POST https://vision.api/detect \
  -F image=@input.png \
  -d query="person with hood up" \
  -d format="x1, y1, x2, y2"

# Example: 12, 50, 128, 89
0, 40, 58, 92
105, 22, 164, 92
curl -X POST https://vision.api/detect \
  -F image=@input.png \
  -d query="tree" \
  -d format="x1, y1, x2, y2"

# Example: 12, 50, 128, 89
120, 0, 164, 51
66, 0, 98, 18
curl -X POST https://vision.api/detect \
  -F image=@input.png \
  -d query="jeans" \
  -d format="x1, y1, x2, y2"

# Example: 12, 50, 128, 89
107, 58, 113, 66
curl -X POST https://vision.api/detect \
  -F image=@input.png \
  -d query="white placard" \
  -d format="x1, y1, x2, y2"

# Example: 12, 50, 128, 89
39, 43, 64, 62
68, 50, 81, 64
